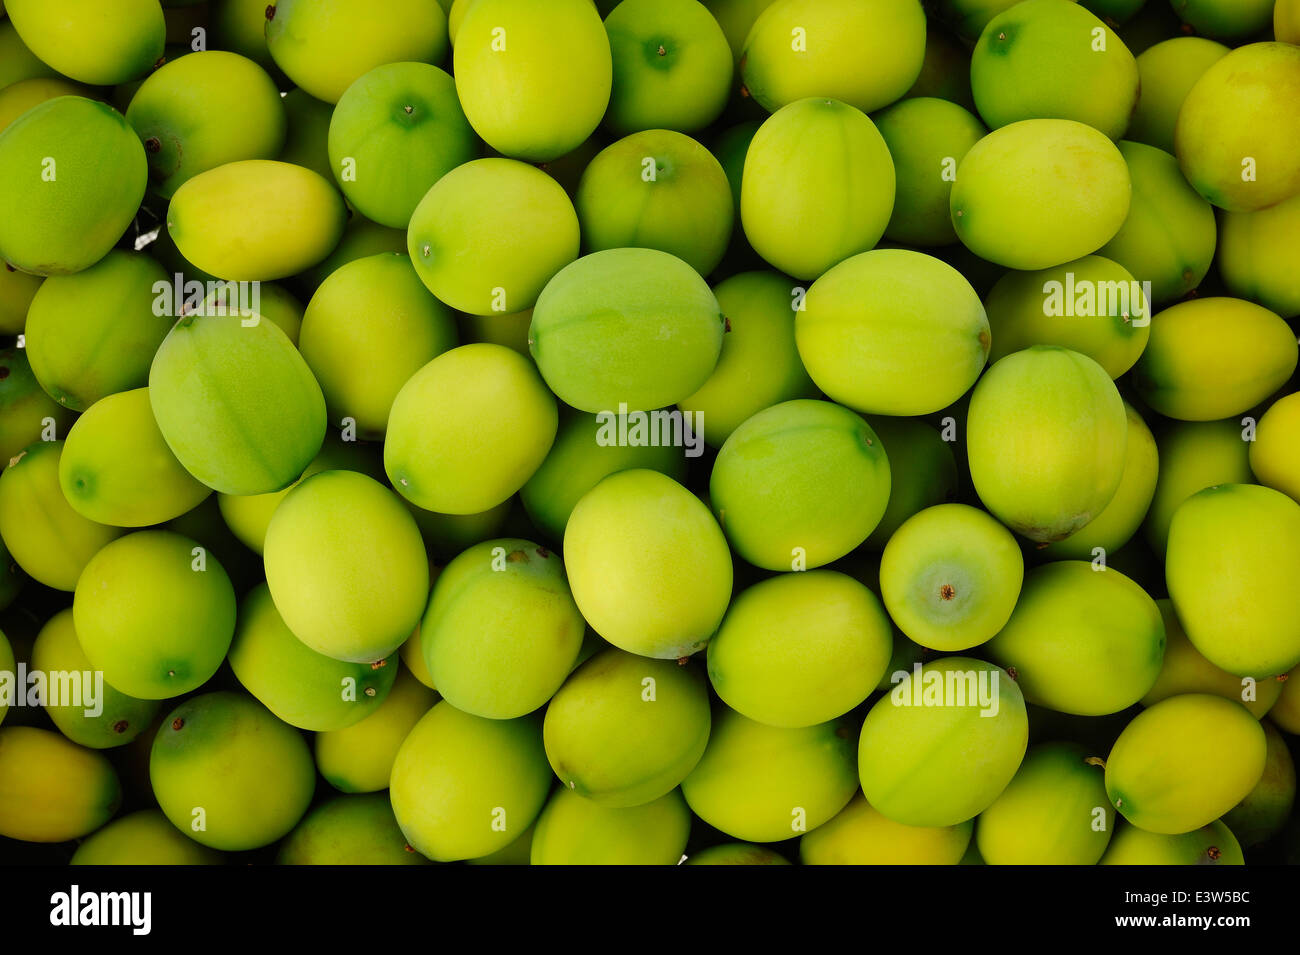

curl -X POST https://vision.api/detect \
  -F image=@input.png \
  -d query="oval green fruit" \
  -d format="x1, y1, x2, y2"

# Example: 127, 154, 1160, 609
1143, 418, 1252, 555
1222, 719, 1295, 848
1251, 393, 1300, 502
1128, 37, 1229, 155
278, 793, 430, 865
1219, 193, 1300, 320
0, 726, 121, 842
801, 792, 973, 865
6, 0, 164, 85
530, 787, 691, 865
70, 809, 222, 865
0, 348, 72, 465
1100, 819, 1244, 865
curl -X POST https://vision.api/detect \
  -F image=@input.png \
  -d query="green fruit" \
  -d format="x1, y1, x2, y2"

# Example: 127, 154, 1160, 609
564, 469, 732, 660
703, 0, 777, 61
952, 119, 1131, 270
1280, 0, 1300, 43
74, 530, 236, 699
1128, 38, 1229, 155
1105, 693, 1266, 834
299, 253, 458, 439
740, 97, 895, 281
126, 50, 287, 199
1223, 719, 1295, 848
278, 88, 334, 182
0, 78, 89, 135
385, 343, 557, 513
686, 843, 791, 865
931, 0, 1022, 42
278, 793, 430, 865
880, 503, 1024, 653
604, 0, 732, 135
266, 0, 450, 104
801, 792, 973, 865
1252, 393, 1300, 502
210, 0, 280, 74
6, 0, 164, 85
315, 664, 437, 794
1144, 418, 1252, 555
543, 647, 711, 807
530, 787, 691, 865
968, 346, 1127, 542
264, 471, 429, 664
1100, 819, 1244, 864
0, 19, 59, 90
975, 742, 1115, 865
529, 248, 724, 413
167, 160, 347, 281
151, 691, 316, 851
201, 280, 304, 346
0, 348, 71, 462
903, 26, 976, 110
408, 158, 579, 315
740, 0, 926, 113
0, 260, 42, 334
858, 657, 1028, 827
454, 0, 612, 161
0, 97, 147, 275
863, 417, 959, 550
1166, 484, 1300, 678
149, 311, 327, 495
1175, 43, 1300, 212
708, 570, 893, 727
1220, 193, 1300, 320
0, 441, 122, 591
389, 701, 552, 861
1170, 0, 1275, 40
0, 726, 121, 842
576, 129, 733, 277
681, 706, 858, 843
797, 250, 989, 415
328, 62, 479, 229
70, 809, 222, 865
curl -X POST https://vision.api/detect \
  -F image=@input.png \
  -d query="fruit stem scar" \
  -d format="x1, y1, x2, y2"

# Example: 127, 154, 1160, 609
145, 138, 161, 154
939, 583, 956, 600
657, 45, 666, 56
370, 659, 387, 670
265, 5, 276, 20
113, 720, 128, 734
171, 718, 184, 731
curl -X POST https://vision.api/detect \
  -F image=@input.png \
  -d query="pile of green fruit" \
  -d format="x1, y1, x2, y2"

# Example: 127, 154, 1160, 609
0, 0, 1299, 867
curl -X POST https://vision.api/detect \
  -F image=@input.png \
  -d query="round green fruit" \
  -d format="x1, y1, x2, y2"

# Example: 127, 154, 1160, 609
531, 787, 691, 865
278, 794, 430, 865
1219, 193, 1300, 320
1128, 38, 1229, 155
1144, 418, 1253, 555
1169, 0, 1275, 41
1251, 393, 1300, 502
1100, 819, 1243, 865
70, 810, 222, 865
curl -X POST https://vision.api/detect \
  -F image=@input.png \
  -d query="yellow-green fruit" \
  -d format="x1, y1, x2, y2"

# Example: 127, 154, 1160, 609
399, 626, 436, 690
1100, 819, 1244, 864
739, 0, 926, 113
31, 608, 161, 748
1132, 298, 1298, 421
70, 810, 222, 865
151, 691, 315, 851
681, 707, 857, 842
408, 158, 579, 316
1105, 693, 1266, 834
543, 648, 710, 807
1170, 0, 1275, 40
952, 119, 1131, 270
0, 441, 122, 591
278, 794, 430, 865
0, 97, 147, 276
703, 0, 777, 62
1280, 0, 1300, 44
1144, 418, 1253, 555
264, 471, 428, 664
687, 842, 791, 865
859, 658, 1028, 827
565, 469, 732, 659
0, 262, 42, 334
390, 702, 551, 861
0, 727, 121, 842
0, 78, 88, 134
6, 0, 164, 85
74, 530, 236, 699
975, 743, 1114, 865
967, 346, 1127, 542
299, 253, 457, 439
531, 787, 691, 865
1223, 720, 1296, 847
315, 665, 437, 794
863, 417, 958, 550
1252, 393, 1300, 502
984, 256, 1150, 378
210, 0, 279, 74
800, 792, 973, 865
741, 97, 895, 281
1175, 43, 1300, 212
0, 20, 59, 90
266, 0, 449, 104
1166, 484, 1300, 678
1128, 38, 1228, 154
797, 250, 990, 415
1219, 193, 1300, 320
0, 348, 71, 462
384, 343, 557, 514
277, 88, 333, 182
454, 0, 611, 161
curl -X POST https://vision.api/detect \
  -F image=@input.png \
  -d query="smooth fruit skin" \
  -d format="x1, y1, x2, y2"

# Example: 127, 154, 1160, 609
1280, 0, 1300, 44
1170, 0, 1275, 41
1100, 819, 1244, 865
167, 160, 347, 281
687, 843, 791, 865
707, 570, 893, 728
741, 97, 895, 281
266, 0, 449, 104
880, 504, 1024, 653
6, 0, 164, 85
531, 787, 691, 865
1144, 418, 1253, 555
859, 658, 1028, 827
1127, 38, 1228, 155
1219, 193, 1300, 320
529, 249, 724, 414
384, 343, 558, 514
278, 794, 430, 865
1175, 43, 1300, 212
0, 97, 147, 275
150, 691, 316, 851
801, 792, 973, 865
1105, 693, 1266, 834
0, 260, 42, 335
711, 400, 891, 571
1251, 393, 1300, 503
0, 78, 90, 134
1223, 720, 1296, 848
390, 702, 552, 861
1166, 484, 1300, 679
740, 0, 926, 113
73, 530, 236, 700
863, 417, 958, 550
454, 0, 612, 162
0, 727, 121, 842
967, 346, 1128, 542
149, 312, 327, 496
951, 119, 1131, 270
264, 471, 429, 664
797, 250, 990, 415
0, 348, 69, 466
565, 469, 732, 660
70, 810, 223, 865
